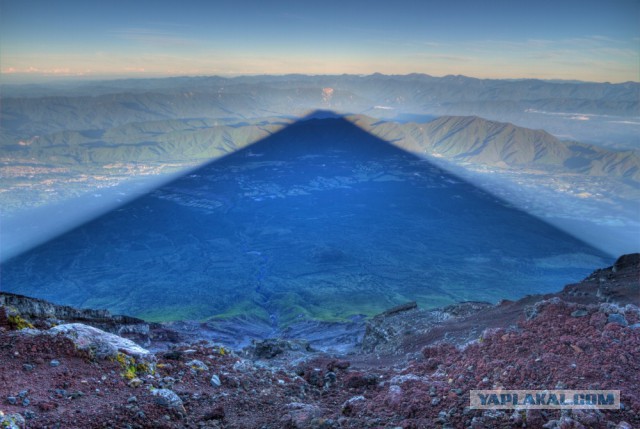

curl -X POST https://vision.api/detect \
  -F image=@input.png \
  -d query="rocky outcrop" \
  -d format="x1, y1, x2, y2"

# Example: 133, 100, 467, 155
0, 292, 154, 346
362, 253, 639, 356
0, 292, 114, 321
558, 252, 640, 306
361, 301, 492, 354
245, 338, 313, 359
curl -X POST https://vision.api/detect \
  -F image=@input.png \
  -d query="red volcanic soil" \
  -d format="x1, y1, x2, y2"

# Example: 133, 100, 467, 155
0, 254, 638, 428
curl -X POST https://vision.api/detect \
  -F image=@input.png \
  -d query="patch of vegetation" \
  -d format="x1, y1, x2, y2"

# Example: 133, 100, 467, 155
7, 313, 34, 330
113, 352, 154, 380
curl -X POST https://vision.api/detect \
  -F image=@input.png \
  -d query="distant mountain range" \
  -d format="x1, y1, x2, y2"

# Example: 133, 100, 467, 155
4, 113, 638, 186
2, 74, 639, 148
359, 115, 640, 184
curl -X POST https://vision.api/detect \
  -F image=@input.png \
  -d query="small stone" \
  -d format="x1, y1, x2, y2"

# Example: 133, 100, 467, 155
49, 360, 61, 367
69, 391, 84, 400
22, 364, 34, 372
162, 350, 183, 360
251, 338, 288, 359
161, 376, 176, 388
128, 378, 143, 388
437, 410, 448, 422
431, 397, 441, 406
203, 406, 225, 421
387, 385, 402, 405
210, 374, 221, 388
323, 371, 337, 387
7, 396, 17, 405
21, 398, 30, 407
607, 313, 628, 326
629, 323, 640, 330
0, 412, 26, 429
571, 309, 589, 317
616, 421, 632, 429
344, 372, 378, 389
38, 401, 56, 412
570, 344, 583, 353
307, 369, 323, 387
185, 359, 209, 372
453, 388, 463, 395
127, 396, 137, 403
151, 388, 185, 411
341, 396, 365, 416
23, 410, 36, 420
232, 360, 252, 372
18, 390, 28, 399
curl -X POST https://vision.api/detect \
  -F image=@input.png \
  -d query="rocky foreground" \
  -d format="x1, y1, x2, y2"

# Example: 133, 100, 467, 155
0, 254, 638, 429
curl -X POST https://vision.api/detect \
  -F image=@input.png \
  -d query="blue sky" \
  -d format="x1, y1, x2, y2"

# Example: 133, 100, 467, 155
1, 0, 638, 82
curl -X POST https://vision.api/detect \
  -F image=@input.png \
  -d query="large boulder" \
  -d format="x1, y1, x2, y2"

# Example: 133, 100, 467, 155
49, 323, 151, 361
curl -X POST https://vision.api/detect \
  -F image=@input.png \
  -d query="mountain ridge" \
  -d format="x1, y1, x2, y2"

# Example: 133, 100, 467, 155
5, 113, 638, 183
356, 115, 640, 183
3, 74, 638, 150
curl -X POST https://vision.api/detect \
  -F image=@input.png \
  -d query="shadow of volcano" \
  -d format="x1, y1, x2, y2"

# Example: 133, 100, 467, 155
2, 111, 610, 331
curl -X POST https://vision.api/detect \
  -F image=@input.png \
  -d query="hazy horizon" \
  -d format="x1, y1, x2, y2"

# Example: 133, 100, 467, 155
2, 71, 638, 87
1, 0, 638, 84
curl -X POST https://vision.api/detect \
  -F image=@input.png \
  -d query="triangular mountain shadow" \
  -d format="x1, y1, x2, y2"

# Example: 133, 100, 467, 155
2, 111, 611, 331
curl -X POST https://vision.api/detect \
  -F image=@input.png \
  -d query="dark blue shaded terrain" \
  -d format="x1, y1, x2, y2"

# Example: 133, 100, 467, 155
2, 113, 610, 324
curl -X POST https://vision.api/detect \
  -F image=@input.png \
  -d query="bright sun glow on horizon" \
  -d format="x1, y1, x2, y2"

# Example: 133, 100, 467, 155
1, 0, 639, 84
